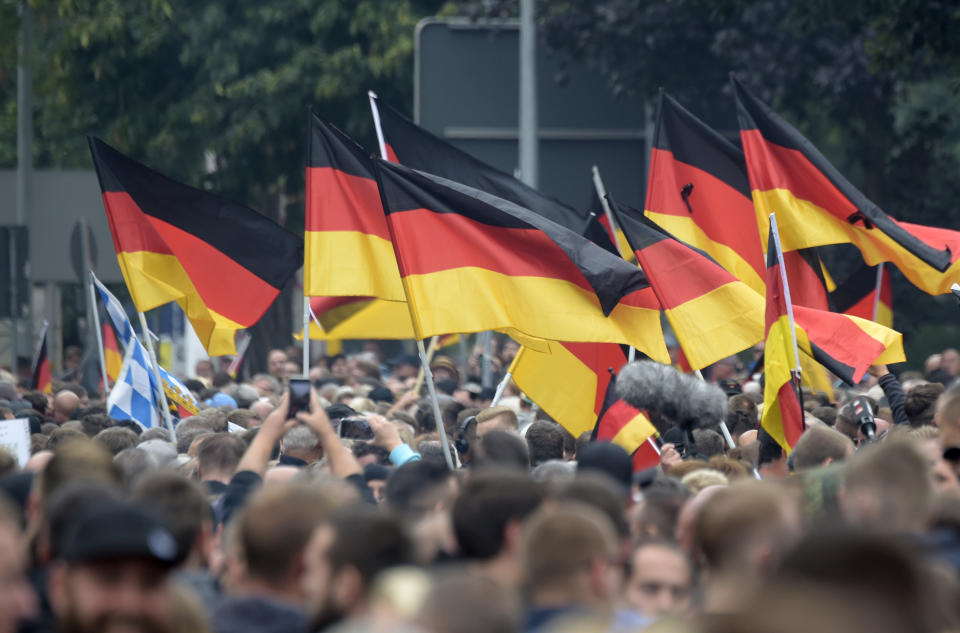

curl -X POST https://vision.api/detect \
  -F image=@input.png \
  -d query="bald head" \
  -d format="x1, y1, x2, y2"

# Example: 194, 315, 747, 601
52, 390, 80, 422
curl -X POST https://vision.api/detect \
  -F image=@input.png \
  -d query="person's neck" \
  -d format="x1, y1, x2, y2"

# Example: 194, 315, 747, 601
529, 582, 600, 611
702, 570, 756, 615
476, 553, 521, 589
232, 576, 303, 605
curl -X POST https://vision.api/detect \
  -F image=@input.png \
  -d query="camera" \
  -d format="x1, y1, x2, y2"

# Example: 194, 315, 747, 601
851, 396, 876, 441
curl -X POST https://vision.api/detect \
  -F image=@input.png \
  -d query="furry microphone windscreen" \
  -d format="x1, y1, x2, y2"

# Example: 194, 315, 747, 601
616, 361, 727, 429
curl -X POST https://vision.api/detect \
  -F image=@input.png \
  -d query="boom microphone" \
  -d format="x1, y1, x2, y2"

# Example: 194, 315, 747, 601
616, 360, 727, 431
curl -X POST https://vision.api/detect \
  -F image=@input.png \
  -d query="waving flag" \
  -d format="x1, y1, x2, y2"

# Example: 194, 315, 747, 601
593, 373, 660, 472
30, 322, 52, 394
88, 137, 301, 355
93, 274, 135, 345
375, 159, 668, 361
732, 76, 957, 296
102, 323, 123, 384
107, 337, 160, 430
831, 263, 893, 328
609, 197, 764, 369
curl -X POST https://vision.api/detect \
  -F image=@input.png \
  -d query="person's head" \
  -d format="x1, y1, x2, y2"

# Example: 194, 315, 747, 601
385, 460, 458, 523
525, 421, 564, 467
476, 406, 519, 437
841, 438, 933, 533
362, 464, 390, 504
906, 383, 945, 427
757, 426, 788, 478
93, 427, 139, 456
250, 374, 281, 398
79, 413, 113, 438
790, 425, 855, 471
132, 472, 213, 569
694, 480, 801, 576
52, 390, 81, 422
302, 506, 413, 630
0, 495, 35, 633
471, 430, 530, 472
113, 448, 158, 489
416, 568, 520, 633
693, 428, 725, 458
38, 440, 121, 508
624, 539, 694, 618
942, 348, 960, 378
522, 501, 620, 609
234, 483, 350, 599
280, 425, 322, 464
452, 471, 544, 562
935, 386, 960, 448
267, 349, 289, 380
46, 498, 180, 633
195, 433, 245, 483
576, 442, 632, 491
631, 475, 690, 541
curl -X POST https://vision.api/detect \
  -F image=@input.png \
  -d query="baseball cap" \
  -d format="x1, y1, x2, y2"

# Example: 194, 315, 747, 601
62, 499, 181, 567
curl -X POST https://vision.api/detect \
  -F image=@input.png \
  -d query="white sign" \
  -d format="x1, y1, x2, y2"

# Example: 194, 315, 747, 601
0, 418, 31, 468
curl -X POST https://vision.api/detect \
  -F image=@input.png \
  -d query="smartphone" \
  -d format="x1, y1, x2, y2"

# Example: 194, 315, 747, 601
340, 417, 374, 440
287, 376, 312, 418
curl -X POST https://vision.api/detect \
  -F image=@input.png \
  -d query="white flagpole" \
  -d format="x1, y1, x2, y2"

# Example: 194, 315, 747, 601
591, 166, 623, 254
87, 271, 109, 393
138, 311, 176, 440
368, 90, 389, 161
769, 213, 803, 379
302, 296, 310, 375
872, 263, 884, 322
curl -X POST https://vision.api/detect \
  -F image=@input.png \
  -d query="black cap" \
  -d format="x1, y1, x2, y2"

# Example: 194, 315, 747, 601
718, 379, 742, 396
577, 442, 633, 490
62, 499, 181, 567
364, 463, 391, 482
368, 386, 395, 404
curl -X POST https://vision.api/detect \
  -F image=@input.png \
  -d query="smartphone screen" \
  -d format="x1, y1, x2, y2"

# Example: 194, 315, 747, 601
287, 377, 312, 418
340, 418, 374, 440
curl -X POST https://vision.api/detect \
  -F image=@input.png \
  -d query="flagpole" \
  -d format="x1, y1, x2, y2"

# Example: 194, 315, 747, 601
368, 90, 389, 162
591, 165, 628, 257
769, 214, 804, 402
371, 157, 455, 470
491, 347, 524, 407
302, 296, 310, 375
413, 336, 439, 395
138, 311, 176, 440
87, 271, 109, 394
872, 263, 883, 322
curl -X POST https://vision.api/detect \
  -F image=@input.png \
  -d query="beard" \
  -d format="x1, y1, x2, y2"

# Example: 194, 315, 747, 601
57, 611, 168, 633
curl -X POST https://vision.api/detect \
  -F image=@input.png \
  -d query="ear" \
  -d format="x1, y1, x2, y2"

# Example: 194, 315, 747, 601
46, 561, 68, 615
332, 566, 364, 613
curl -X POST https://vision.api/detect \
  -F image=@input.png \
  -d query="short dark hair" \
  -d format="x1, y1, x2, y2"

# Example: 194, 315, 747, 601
385, 460, 455, 520
212, 372, 233, 388
452, 471, 544, 559
557, 471, 629, 538
693, 428, 725, 458
905, 383, 944, 427
132, 471, 210, 555
525, 421, 564, 467
196, 433, 245, 475
473, 430, 529, 471
93, 427, 139, 455
811, 406, 837, 426
80, 413, 114, 438
22, 391, 48, 415
327, 506, 413, 586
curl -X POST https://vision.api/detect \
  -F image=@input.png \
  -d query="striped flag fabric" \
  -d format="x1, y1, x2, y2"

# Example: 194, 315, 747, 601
593, 373, 660, 472
732, 76, 959, 296
830, 263, 894, 328
88, 137, 301, 356
107, 337, 160, 430
374, 159, 669, 361
93, 274, 135, 346
609, 197, 764, 370
158, 366, 199, 418
30, 322, 52, 394
102, 322, 123, 384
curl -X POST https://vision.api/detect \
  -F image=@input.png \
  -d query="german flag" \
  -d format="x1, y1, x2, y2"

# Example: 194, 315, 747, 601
375, 159, 669, 361
609, 197, 764, 370
304, 110, 406, 302
644, 92, 766, 294
88, 137, 301, 356
437, 333, 464, 350
733, 76, 957, 296
830, 263, 894, 328
593, 373, 660, 472
102, 322, 122, 384
372, 95, 592, 237
762, 225, 806, 452
586, 189, 633, 259
30, 323, 52, 394
512, 341, 628, 438
306, 295, 415, 341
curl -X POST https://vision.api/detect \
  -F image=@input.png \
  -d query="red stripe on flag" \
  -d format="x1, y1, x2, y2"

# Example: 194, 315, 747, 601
305, 167, 390, 239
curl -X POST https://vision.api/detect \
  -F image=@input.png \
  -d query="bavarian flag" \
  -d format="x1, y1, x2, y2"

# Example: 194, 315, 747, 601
830, 263, 894, 328
304, 109, 406, 302
512, 341, 628, 438
87, 137, 301, 356
733, 76, 958, 296
372, 95, 593, 238
374, 159, 669, 361
644, 92, 766, 294
608, 197, 763, 370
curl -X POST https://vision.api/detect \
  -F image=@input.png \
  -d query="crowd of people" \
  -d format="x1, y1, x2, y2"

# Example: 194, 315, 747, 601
1, 338, 960, 633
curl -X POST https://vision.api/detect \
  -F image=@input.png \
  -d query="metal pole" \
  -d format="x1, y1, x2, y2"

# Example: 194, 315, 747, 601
518, 0, 538, 188
368, 91, 389, 161
769, 214, 803, 379
591, 166, 625, 257
481, 331, 493, 388
302, 296, 310, 375
416, 339, 455, 470
872, 263, 884, 322
138, 311, 176, 439
491, 371, 512, 407
13, 0, 32, 372
87, 272, 109, 394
